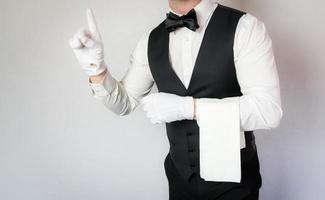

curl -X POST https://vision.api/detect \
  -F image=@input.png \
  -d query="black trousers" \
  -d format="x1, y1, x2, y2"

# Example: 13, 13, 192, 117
164, 151, 262, 200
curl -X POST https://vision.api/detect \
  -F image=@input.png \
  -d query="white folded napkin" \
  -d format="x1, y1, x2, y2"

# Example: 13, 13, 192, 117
196, 97, 241, 182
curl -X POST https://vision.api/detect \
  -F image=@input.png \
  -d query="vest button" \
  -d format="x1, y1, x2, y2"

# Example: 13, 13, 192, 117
188, 149, 194, 152
186, 132, 192, 136
190, 164, 196, 168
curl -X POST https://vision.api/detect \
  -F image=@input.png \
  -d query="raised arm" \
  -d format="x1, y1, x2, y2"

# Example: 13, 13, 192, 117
69, 8, 154, 116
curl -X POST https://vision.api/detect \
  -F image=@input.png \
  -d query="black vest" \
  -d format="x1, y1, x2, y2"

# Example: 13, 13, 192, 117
148, 4, 257, 182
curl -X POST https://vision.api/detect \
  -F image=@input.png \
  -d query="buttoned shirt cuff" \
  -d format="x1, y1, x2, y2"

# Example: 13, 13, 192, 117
88, 70, 117, 100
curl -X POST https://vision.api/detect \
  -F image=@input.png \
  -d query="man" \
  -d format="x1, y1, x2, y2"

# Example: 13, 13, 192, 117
69, 0, 283, 199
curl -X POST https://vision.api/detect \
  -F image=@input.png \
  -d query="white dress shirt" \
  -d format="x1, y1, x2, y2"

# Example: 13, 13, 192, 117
89, 0, 283, 181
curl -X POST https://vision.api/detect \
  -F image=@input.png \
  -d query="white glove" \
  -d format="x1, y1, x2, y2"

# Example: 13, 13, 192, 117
140, 92, 194, 124
69, 8, 107, 76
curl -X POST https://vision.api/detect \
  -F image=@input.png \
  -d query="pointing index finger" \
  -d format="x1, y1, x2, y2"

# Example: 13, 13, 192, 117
86, 8, 101, 41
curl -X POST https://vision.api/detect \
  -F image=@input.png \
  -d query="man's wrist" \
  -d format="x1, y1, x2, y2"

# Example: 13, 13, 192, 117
89, 68, 108, 84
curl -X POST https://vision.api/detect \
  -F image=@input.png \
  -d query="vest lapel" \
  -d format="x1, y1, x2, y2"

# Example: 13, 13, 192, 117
156, 29, 188, 96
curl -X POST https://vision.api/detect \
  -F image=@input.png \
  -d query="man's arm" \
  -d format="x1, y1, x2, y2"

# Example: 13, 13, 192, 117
88, 32, 155, 116
195, 13, 283, 131
69, 8, 154, 116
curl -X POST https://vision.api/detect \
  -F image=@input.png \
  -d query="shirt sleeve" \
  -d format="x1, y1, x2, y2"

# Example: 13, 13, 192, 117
196, 13, 283, 131
88, 31, 155, 115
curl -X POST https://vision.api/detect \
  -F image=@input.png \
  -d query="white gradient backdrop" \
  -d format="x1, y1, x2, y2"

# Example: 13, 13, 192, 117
0, 0, 324, 199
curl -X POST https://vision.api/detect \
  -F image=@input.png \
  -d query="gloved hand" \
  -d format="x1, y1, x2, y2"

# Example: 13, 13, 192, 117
69, 8, 107, 76
140, 92, 195, 124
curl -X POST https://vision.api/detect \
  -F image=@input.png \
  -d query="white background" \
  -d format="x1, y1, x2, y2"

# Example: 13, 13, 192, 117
1, 0, 324, 199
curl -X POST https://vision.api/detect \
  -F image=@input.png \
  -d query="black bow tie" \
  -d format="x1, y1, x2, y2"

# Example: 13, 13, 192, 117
165, 9, 200, 32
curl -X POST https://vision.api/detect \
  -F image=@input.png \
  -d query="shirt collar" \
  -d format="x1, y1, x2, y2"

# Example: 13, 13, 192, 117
168, 0, 217, 31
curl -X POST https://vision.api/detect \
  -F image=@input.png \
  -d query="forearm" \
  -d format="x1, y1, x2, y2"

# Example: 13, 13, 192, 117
238, 87, 283, 130
103, 79, 141, 116
90, 59, 154, 116
89, 70, 139, 116
194, 89, 283, 131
